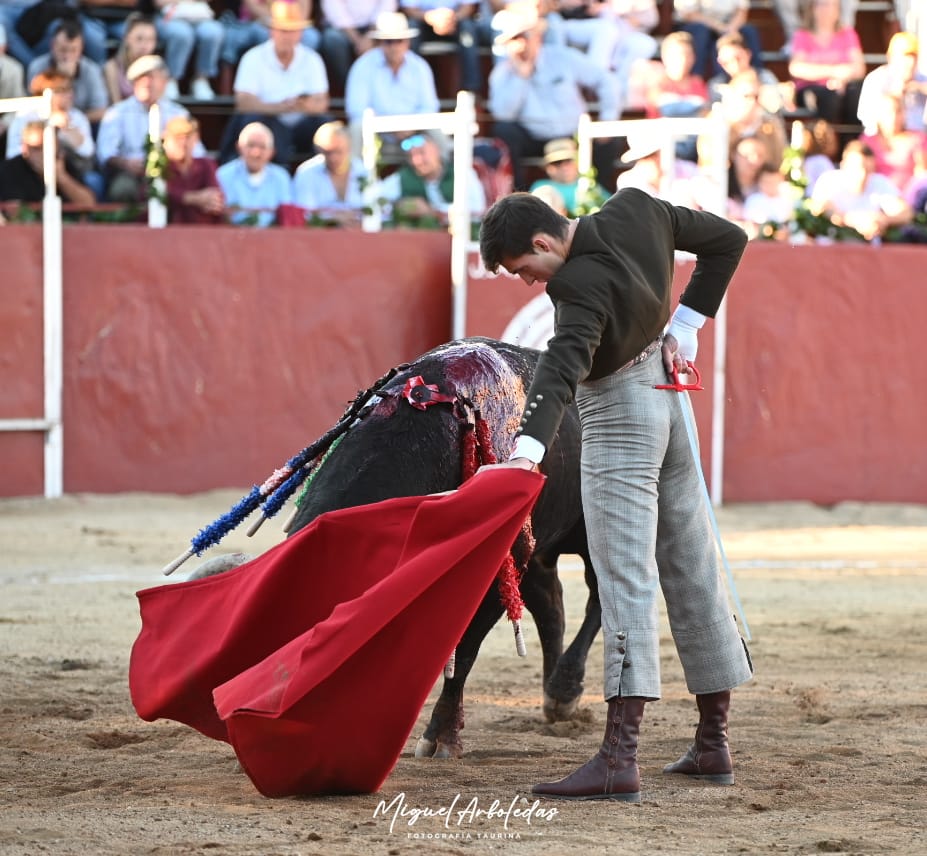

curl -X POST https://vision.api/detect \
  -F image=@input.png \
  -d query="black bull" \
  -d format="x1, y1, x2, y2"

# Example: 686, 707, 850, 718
286, 337, 602, 758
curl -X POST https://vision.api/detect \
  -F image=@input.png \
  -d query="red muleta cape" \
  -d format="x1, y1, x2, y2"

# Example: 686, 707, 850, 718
129, 468, 544, 797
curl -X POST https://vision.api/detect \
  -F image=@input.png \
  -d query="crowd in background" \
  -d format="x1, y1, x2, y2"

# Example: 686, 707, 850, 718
1, 0, 926, 242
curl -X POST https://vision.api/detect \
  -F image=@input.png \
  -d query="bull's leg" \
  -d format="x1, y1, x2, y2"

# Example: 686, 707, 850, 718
415, 596, 505, 760
518, 551, 566, 712
545, 553, 602, 720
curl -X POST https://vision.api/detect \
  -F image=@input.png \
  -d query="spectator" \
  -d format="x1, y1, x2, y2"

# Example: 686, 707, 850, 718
399, 0, 481, 93
6, 69, 103, 197
810, 139, 913, 240
857, 30, 927, 136
528, 137, 608, 215
96, 53, 193, 201
644, 30, 708, 119
488, 0, 620, 189
148, 0, 223, 100
103, 12, 158, 104
726, 133, 772, 220
343, 11, 439, 155
742, 162, 795, 234
0, 120, 95, 204
372, 129, 485, 224
161, 115, 224, 223
217, 120, 293, 226
708, 31, 783, 113
673, 0, 764, 80
859, 92, 927, 190
292, 119, 367, 221
616, 127, 704, 207
219, 1, 331, 165
773, 0, 856, 56
220, 0, 327, 81
318, 0, 397, 93
1, 0, 114, 66
80, 0, 143, 66
0, 22, 27, 138
26, 18, 109, 122
712, 69, 787, 168
799, 117, 839, 193
787, 0, 865, 127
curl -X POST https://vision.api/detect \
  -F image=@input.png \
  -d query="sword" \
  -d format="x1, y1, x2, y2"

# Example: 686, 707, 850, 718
656, 363, 751, 641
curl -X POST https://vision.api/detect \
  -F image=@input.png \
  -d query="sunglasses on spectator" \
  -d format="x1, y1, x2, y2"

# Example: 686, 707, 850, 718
401, 134, 429, 152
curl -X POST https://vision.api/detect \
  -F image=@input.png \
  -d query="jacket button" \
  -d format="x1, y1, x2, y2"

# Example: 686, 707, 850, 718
536, 394, 544, 400
617, 632, 626, 641
529, 402, 538, 409
618, 647, 625, 655
622, 660, 631, 668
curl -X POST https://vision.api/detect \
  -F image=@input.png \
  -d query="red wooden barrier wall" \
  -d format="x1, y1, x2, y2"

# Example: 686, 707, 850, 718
0, 226, 923, 504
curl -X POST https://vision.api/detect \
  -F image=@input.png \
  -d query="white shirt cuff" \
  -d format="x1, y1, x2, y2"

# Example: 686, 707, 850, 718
511, 434, 546, 464
670, 303, 708, 329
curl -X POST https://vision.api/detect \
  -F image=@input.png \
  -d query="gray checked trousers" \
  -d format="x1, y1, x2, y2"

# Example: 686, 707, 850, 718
575, 348, 753, 700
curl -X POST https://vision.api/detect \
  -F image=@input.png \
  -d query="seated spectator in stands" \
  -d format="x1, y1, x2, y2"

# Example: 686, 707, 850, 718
162, 115, 224, 223
149, 0, 223, 100
220, 0, 327, 84
616, 127, 704, 207
0, 120, 95, 204
103, 13, 158, 105
372, 129, 485, 224
742, 162, 796, 233
80, 0, 144, 68
292, 119, 367, 222
726, 132, 772, 220
713, 69, 787, 169
96, 54, 193, 202
488, 1, 620, 189
799, 117, 839, 193
219, 1, 331, 165
399, 0, 481, 93
673, 0, 763, 80
0, 0, 116, 67
0, 22, 27, 138
857, 31, 927, 136
217, 120, 293, 226
644, 31, 708, 119
319, 0, 397, 93
810, 139, 913, 240
6, 70, 103, 197
26, 18, 109, 122
344, 12, 439, 155
773, 0, 856, 57
528, 137, 607, 215
708, 31, 783, 114
787, 0, 865, 127
859, 92, 927, 190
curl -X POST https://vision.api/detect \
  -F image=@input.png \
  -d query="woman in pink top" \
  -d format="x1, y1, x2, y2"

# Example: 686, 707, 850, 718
788, 0, 865, 125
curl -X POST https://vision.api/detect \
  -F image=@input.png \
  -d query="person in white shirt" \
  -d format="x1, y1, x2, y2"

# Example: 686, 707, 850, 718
343, 11, 439, 155
218, 1, 331, 165
292, 120, 368, 223
742, 163, 796, 232
857, 30, 927, 136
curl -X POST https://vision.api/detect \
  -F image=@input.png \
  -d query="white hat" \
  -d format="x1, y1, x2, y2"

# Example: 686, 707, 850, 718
127, 54, 168, 82
620, 132, 663, 163
492, 2, 540, 45
369, 11, 419, 40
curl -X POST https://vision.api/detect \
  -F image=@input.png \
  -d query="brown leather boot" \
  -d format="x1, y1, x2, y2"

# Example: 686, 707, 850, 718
663, 690, 734, 785
532, 697, 645, 802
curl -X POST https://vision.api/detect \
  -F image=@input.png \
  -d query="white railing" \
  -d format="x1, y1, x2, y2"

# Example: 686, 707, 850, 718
361, 91, 477, 340
577, 111, 731, 505
0, 90, 64, 498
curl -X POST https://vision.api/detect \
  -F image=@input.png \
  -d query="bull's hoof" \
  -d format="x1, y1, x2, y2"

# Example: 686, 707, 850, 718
543, 692, 581, 723
413, 736, 463, 759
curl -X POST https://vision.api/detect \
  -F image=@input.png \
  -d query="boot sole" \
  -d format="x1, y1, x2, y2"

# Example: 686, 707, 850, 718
663, 771, 734, 785
531, 791, 641, 803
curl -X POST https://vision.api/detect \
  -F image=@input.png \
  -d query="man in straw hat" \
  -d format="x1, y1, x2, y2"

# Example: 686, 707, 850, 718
488, 0, 620, 190
343, 11, 440, 155
476, 187, 754, 802
219, 0, 332, 164
529, 137, 607, 216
